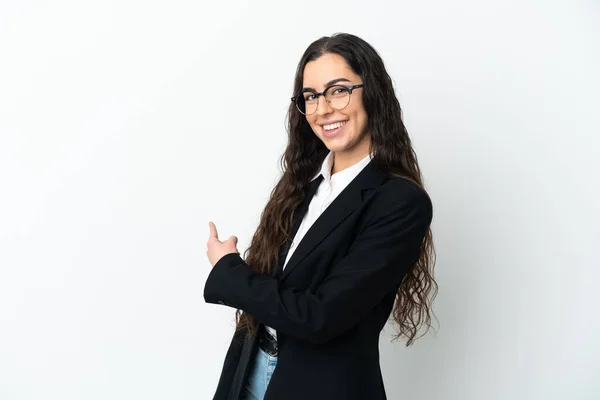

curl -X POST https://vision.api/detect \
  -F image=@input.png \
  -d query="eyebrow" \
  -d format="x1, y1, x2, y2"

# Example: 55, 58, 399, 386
303, 78, 352, 91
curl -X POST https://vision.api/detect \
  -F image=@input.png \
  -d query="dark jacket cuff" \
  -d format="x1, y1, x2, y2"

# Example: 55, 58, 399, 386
204, 252, 246, 307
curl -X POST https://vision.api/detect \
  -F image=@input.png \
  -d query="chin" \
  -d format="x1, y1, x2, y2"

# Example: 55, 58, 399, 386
325, 141, 351, 153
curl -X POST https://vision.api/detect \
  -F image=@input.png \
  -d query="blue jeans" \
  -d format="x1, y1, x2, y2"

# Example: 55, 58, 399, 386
241, 346, 278, 400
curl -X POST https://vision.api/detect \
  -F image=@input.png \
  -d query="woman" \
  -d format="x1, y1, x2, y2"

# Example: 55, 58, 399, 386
204, 32, 437, 400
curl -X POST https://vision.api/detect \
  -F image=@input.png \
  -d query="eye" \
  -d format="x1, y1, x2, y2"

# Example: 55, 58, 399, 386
303, 92, 317, 101
328, 86, 350, 97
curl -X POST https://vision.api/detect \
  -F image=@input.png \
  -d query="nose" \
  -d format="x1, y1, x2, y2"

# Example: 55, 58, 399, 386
315, 94, 333, 116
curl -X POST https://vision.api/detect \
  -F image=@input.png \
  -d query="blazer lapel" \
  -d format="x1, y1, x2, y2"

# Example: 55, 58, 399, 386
275, 175, 323, 277
280, 160, 387, 281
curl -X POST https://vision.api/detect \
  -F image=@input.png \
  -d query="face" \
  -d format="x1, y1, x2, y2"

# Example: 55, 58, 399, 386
301, 53, 370, 159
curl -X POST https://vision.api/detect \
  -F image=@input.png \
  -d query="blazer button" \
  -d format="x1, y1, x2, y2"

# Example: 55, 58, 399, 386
218, 300, 225, 305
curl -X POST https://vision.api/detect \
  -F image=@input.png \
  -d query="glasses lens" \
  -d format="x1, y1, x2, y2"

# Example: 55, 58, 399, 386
297, 91, 318, 115
294, 96, 306, 114
326, 86, 350, 110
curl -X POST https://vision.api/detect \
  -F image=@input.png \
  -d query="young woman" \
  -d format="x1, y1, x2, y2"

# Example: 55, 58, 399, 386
204, 32, 437, 400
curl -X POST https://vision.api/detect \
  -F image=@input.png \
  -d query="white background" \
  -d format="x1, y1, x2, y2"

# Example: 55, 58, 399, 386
1, 1, 598, 399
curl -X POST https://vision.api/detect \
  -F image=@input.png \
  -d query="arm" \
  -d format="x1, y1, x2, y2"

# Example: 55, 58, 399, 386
203, 180, 433, 344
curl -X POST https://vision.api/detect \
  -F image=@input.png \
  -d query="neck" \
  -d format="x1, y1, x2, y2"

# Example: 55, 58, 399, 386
331, 137, 372, 175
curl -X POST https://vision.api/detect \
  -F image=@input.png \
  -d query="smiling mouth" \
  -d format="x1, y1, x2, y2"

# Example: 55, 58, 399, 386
321, 120, 348, 137
322, 120, 348, 131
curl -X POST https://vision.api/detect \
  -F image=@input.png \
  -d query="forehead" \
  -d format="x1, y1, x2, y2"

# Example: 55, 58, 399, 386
302, 53, 359, 88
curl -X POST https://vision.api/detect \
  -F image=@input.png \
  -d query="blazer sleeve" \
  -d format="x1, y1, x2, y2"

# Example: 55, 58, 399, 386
203, 180, 433, 344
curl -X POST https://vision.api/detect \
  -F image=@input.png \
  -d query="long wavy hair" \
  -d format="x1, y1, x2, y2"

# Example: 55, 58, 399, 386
235, 32, 437, 346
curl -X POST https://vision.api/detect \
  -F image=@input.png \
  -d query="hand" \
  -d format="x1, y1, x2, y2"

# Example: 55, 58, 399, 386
206, 221, 240, 267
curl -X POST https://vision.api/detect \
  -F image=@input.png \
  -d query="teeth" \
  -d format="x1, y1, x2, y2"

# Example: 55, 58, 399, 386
324, 121, 347, 131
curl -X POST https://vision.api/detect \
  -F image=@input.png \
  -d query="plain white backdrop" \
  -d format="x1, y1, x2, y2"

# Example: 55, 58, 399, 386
1, 1, 598, 399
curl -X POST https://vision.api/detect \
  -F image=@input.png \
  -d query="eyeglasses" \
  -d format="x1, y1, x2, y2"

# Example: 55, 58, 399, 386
291, 84, 364, 116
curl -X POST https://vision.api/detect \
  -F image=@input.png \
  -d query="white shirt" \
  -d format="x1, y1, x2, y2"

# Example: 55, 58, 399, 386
265, 150, 374, 339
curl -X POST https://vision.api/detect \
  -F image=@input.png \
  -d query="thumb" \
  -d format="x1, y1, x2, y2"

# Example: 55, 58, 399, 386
229, 235, 238, 245
209, 221, 219, 240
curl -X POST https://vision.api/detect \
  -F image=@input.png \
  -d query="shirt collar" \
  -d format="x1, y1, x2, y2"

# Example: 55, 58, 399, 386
310, 150, 374, 182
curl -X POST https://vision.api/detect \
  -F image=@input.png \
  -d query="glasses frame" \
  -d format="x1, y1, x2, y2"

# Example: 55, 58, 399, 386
291, 83, 364, 116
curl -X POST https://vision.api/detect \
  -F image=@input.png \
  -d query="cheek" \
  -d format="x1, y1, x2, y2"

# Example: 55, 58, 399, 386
350, 107, 367, 126
353, 110, 368, 134
349, 100, 365, 118
307, 118, 320, 134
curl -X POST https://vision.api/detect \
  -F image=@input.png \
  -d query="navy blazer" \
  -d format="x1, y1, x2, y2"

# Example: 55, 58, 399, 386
204, 160, 433, 399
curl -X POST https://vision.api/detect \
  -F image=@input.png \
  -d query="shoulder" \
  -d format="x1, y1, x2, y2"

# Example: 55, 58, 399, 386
365, 177, 433, 225
376, 177, 431, 208
356, 177, 433, 238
